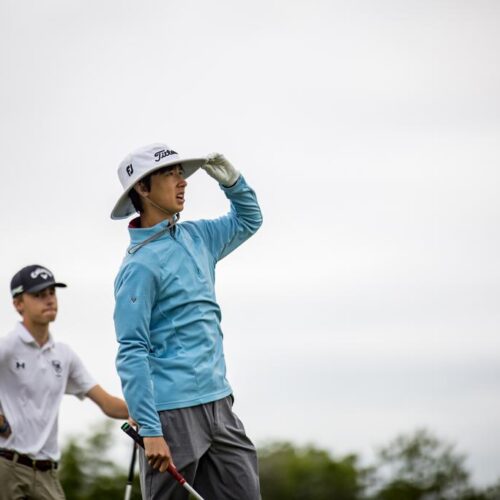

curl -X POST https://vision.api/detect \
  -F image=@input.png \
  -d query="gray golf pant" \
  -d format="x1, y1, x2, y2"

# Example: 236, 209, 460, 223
139, 395, 261, 500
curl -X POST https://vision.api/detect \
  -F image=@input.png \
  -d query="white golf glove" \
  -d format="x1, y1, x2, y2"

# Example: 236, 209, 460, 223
202, 153, 240, 187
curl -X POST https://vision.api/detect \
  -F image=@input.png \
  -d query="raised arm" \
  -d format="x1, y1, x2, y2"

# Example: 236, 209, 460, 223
196, 153, 263, 261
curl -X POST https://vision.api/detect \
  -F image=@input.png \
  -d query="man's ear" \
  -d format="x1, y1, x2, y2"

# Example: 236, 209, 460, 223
13, 297, 24, 316
133, 181, 149, 198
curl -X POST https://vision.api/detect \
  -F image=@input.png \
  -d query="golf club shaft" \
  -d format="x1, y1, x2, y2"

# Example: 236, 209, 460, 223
124, 484, 132, 500
183, 482, 205, 500
124, 442, 137, 500
121, 422, 205, 500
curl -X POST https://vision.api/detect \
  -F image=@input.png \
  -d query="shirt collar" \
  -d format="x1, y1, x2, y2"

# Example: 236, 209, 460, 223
15, 322, 55, 350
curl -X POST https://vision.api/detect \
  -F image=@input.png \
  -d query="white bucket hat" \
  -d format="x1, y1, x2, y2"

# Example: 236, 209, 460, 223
111, 143, 206, 220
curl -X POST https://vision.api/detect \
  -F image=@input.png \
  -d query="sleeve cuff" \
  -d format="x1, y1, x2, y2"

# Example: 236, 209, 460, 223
78, 380, 98, 401
139, 426, 163, 437
221, 175, 244, 194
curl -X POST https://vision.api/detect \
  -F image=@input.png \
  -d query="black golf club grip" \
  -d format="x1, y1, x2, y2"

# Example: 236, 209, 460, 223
121, 422, 186, 485
122, 422, 145, 447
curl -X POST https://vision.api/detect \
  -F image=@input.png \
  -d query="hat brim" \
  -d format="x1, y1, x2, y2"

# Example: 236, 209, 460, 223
110, 157, 205, 220
19, 282, 67, 297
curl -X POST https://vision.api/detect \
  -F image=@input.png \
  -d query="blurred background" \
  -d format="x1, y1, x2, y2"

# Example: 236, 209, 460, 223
1, 0, 499, 496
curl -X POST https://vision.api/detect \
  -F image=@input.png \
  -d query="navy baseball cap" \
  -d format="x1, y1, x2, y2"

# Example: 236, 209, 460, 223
10, 265, 67, 298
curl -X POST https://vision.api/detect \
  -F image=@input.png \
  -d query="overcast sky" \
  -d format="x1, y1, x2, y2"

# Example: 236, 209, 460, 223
1, 0, 499, 486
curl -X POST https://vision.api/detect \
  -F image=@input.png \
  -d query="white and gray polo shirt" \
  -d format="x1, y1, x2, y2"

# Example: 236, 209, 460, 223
0, 322, 96, 460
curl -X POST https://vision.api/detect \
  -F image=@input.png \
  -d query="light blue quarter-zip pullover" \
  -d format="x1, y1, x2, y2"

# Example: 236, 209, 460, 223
114, 176, 262, 437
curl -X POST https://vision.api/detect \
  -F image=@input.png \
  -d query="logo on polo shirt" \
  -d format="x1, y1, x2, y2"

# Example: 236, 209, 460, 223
51, 360, 63, 377
30, 268, 53, 280
154, 149, 177, 162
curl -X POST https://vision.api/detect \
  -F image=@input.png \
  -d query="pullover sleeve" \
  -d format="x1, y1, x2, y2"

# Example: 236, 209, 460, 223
196, 175, 263, 261
114, 261, 162, 436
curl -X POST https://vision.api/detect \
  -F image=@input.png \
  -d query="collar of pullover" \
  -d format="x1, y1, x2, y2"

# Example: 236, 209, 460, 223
127, 216, 178, 254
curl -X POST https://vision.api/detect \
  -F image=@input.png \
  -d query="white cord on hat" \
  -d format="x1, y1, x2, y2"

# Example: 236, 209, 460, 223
143, 196, 178, 218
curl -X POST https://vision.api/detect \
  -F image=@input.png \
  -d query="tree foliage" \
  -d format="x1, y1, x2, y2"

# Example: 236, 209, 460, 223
373, 428, 470, 499
58, 423, 500, 500
258, 441, 368, 500
59, 421, 141, 500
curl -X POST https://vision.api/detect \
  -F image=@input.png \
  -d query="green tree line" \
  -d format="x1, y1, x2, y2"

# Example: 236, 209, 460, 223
59, 423, 500, 499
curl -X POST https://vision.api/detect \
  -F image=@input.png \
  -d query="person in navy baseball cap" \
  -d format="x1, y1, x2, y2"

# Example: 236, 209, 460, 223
1, 265, 130, 499
10, 265, 67, 298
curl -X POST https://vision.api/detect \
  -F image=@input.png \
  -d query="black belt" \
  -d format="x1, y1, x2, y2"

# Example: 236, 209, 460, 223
0, 449, 58, 471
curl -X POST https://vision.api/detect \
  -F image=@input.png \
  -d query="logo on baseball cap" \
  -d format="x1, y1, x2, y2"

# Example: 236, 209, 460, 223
10, 265, 67, 298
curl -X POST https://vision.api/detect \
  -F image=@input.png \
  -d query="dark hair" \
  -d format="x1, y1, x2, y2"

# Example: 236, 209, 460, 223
128, 165, 180, 213
129, 174, 151, 213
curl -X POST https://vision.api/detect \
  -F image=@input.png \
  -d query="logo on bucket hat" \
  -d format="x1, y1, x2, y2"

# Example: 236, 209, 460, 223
154, 149, 177, 162
10, 265, 67, 298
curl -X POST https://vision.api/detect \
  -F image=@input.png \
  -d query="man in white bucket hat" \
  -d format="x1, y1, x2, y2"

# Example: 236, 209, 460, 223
111, 143, 263, 499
